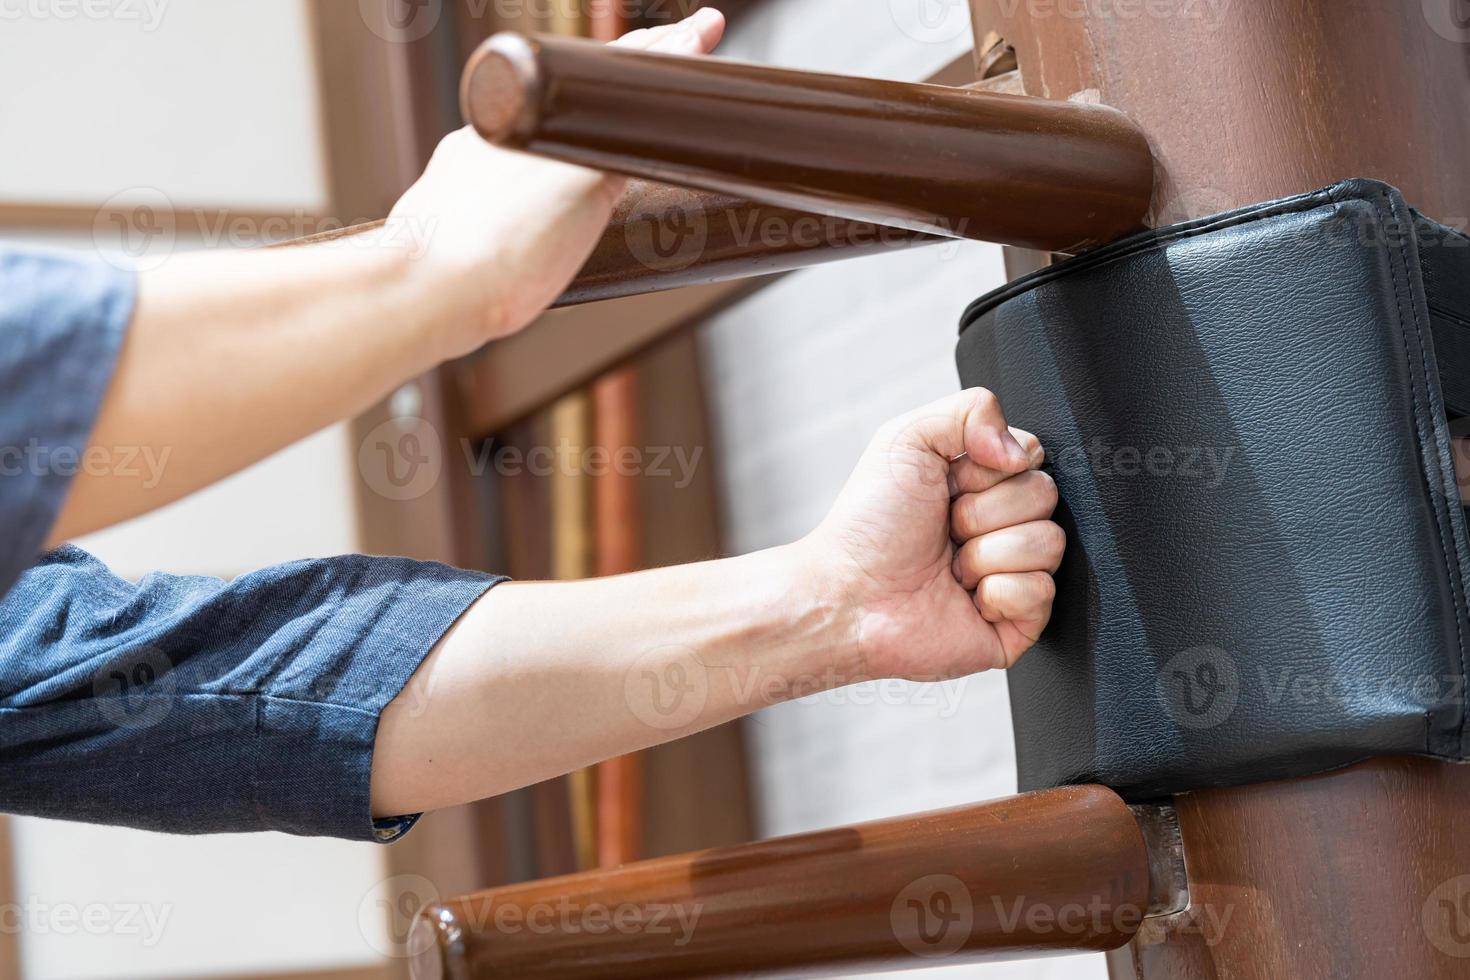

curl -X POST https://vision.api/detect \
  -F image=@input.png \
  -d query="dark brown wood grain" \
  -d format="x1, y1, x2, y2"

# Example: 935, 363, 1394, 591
970, 0, 1470, 226
277, 45, 974, 312
271, 184, 940, 306
410, 785, 1150, 978
1109, 757, 1470, 979
461, 31, 1153, 252
560, 181, 941, 304
547, 46, 978, 305
967, 1, 1470, 977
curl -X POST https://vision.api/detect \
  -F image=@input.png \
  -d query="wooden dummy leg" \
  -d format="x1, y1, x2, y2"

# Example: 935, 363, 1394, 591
412, 786, 1154, 978
968, 2, 1470, 976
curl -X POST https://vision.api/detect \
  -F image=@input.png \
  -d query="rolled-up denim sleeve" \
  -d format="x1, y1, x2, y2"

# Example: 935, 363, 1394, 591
0, 547, 500, 840
0, 243, 503, 841
0, 244, 135, 592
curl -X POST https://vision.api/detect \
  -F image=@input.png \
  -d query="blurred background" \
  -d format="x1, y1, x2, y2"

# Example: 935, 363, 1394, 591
0, 1, 1096, 978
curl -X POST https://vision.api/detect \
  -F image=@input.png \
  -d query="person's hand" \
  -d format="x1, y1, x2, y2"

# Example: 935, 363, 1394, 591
803, 389, 1063, 683
385, 8, 727, 361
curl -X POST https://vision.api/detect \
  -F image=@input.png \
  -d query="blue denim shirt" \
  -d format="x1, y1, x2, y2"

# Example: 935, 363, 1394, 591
0, 246, 498, 841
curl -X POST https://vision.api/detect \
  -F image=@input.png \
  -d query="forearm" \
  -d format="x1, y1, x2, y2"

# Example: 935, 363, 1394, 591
367, 386, 1066, 819
369, 543, 854, 817
48, 235, 464, 544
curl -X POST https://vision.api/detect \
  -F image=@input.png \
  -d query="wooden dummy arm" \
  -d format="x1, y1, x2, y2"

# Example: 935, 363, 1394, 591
409, 786, 1153, 978
561, 182, 940, 305
286, 35, 1152, 302
285, 36, 1151, 306
273, 184, 938, 307
462, 32, 1154, 251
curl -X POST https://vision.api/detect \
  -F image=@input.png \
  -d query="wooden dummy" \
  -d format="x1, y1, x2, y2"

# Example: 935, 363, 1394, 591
964, 3, 1470, 976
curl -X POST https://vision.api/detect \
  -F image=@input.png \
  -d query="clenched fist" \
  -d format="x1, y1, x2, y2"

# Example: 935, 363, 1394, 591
803, 388, 1064, 683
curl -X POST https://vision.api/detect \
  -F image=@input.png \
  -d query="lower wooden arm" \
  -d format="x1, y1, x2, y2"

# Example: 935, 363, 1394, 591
563, 180, 940, 305
276, 182, 938, 307
410, 785, 1151, 979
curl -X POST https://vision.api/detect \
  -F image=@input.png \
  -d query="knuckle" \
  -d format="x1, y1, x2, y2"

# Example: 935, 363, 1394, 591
1034, 572, 1057, 604
959, 537, 984, 576
1031, 470, 1059, 509
957, 533, 976, 558
978, 581, 1005, 613
964, 494, 987, 533
949, 496, 973, 535
1037, 521, 1067, 557
1005, 572, 1054, 611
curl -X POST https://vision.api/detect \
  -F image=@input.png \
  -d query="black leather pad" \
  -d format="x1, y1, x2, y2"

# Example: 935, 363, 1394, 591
956, 179, 1470, 798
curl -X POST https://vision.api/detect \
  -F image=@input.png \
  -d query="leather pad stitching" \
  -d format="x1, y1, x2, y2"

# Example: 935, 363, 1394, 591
1368, 188, 1470, 754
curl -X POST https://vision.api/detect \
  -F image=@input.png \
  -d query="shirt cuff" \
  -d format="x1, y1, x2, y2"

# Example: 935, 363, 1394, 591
245, 562, 504, 842
0, 547, 502, 842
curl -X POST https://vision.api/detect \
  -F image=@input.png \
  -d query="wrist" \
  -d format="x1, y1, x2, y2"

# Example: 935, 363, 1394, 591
757, 540, 866, 698
355, 212, 497, 366
290, 228, 458, 375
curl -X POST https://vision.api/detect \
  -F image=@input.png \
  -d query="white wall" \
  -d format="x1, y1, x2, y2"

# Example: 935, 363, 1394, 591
0, 0, 328, 212
1, 4, 393, 979
700, 5, 1105, 978
10, 819, 390, 980
77, 422, 361, 581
